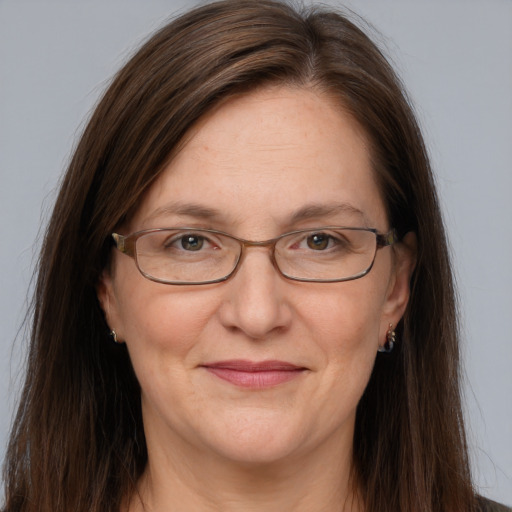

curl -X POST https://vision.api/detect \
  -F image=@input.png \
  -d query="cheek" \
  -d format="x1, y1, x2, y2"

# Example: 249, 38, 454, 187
290, 283, 385, 439
113, 264, 220, 368
301, 278, 387, 355
298, 277, 387, 394
117, 288, 221, 414
124, 296, 214, 349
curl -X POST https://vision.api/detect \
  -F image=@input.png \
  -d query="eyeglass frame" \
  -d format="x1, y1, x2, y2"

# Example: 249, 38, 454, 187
111, 226, 399, 285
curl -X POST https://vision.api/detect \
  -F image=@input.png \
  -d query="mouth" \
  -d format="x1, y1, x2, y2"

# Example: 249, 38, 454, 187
200, 360, 307, 389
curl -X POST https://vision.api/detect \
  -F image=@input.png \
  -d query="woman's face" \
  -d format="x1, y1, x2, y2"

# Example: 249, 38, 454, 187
99, 86, 414, 467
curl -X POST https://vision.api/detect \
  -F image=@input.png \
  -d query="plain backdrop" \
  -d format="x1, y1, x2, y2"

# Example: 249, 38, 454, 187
0, 0, 511, 505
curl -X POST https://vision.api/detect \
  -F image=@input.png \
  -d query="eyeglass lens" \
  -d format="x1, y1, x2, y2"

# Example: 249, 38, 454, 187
133, 228, 379, 284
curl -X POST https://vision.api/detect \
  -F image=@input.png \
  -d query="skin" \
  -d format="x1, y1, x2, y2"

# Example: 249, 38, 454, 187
98, 86, 416, 512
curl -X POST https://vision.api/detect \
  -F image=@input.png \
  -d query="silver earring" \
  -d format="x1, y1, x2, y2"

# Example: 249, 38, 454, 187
110, 329, 120, 344
378, 324, 396, 353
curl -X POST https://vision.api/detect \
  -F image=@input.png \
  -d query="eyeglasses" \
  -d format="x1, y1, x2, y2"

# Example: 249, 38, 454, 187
112, 226, 398, 285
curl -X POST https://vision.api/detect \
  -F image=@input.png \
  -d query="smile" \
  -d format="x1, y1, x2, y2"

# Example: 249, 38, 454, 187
201, 360, 307, 389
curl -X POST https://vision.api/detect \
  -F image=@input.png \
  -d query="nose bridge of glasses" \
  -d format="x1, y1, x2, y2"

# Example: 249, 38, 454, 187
232, 236, 282, 275
239, 238, 277, 249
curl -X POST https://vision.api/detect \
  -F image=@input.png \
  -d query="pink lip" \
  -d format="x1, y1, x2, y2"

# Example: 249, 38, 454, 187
201, 360, 306, 388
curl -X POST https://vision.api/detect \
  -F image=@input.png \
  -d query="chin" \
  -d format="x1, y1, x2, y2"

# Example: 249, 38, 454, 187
199, 411, 309, 466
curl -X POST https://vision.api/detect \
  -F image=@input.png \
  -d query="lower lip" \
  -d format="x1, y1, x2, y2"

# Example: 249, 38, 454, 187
204, 368, 305, 388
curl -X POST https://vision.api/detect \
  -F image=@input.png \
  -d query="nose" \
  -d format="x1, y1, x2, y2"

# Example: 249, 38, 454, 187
218, 248, 292, 340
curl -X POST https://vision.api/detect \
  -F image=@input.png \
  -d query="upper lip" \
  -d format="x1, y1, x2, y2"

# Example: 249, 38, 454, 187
201, 360, 306, 372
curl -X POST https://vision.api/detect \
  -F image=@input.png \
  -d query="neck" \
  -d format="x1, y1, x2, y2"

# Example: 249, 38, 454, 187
126, 431, 363, 512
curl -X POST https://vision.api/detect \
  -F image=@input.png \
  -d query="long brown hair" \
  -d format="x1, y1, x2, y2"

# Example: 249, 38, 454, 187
3, 1, 477, 511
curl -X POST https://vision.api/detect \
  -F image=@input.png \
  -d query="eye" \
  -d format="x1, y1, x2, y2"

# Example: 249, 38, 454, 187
161, 232, 214, 252
180, 234, 205, 251
306, 233, 331, 250
285, 230, 347, 253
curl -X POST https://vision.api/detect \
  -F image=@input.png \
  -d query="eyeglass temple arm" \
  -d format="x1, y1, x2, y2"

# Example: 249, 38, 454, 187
376, 229, 398, 248
112, 233, 136, 257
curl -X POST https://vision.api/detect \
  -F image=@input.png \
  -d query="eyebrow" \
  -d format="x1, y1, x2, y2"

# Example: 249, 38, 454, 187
143, 200, 368, 226
289, 202, 368, 225
143, 201, 223, 224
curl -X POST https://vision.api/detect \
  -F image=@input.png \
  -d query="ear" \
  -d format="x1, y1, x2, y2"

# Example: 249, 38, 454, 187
379, 231, 417, 342
96, 269, 124, 342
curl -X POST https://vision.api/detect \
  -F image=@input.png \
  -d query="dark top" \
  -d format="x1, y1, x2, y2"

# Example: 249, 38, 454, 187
479, 497, 512, 512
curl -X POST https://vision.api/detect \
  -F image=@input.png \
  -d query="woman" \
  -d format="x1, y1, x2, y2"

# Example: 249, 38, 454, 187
2, 1, 509, 511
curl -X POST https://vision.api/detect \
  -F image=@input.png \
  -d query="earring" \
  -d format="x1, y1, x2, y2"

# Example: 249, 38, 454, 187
110, 329, 121, 344
378, 324, 396, 353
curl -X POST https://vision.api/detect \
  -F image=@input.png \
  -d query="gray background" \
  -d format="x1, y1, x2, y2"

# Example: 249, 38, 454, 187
1, 0, 511, 505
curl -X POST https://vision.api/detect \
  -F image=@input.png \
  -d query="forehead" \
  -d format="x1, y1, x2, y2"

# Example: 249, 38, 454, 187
131, 86, 388, 234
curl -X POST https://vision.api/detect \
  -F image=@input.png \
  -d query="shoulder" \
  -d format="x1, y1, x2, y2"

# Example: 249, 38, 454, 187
477, 496, 512, 512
